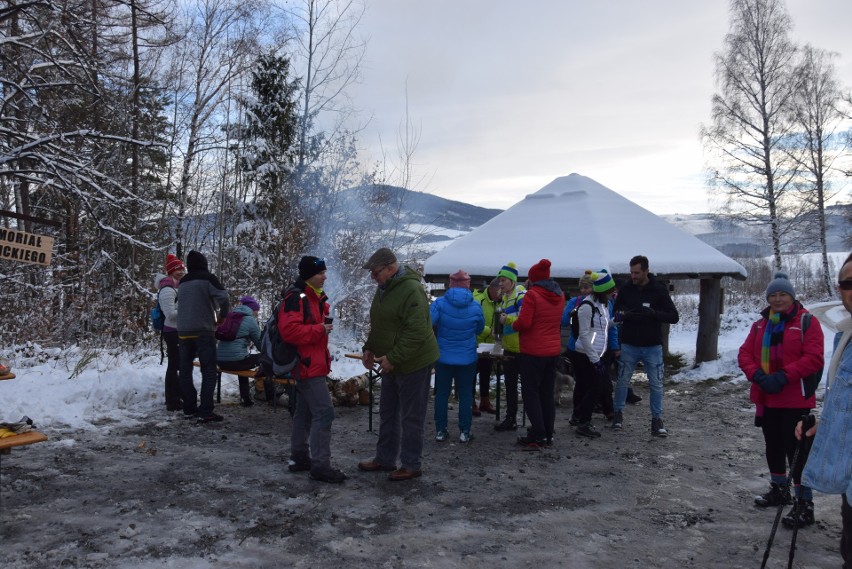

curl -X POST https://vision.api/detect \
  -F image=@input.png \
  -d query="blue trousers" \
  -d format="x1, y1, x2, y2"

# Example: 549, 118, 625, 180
434, 361, 476, 434
614, 343, 663, 418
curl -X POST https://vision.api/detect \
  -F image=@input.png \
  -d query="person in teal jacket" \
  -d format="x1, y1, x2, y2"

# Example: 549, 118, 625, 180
358, 248, 439, 482
217, 296, 262, 406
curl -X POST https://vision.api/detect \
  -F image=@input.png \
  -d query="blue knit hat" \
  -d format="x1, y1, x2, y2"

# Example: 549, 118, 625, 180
497, 262, 518, 283
592, 270, 615, 293
766, 271, 795, 300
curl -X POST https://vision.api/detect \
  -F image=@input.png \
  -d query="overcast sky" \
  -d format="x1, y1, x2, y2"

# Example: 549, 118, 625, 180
345, 0, 852, 215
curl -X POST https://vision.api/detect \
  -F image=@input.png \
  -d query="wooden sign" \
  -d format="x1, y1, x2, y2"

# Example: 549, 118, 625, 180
0, 227, 54, 266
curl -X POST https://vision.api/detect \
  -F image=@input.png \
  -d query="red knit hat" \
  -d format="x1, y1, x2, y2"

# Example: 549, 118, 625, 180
528, 259, 551, 282
165, 254, 185, 275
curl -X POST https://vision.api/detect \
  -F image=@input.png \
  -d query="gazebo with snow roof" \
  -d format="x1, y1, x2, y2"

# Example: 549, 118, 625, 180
423, 173, 748, 364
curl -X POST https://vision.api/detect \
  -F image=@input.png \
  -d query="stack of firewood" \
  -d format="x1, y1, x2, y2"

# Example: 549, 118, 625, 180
328, 373, 372, 407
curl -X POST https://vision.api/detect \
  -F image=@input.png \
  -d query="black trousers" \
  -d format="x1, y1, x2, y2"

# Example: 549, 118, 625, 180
162, 330, 182, 408
218, 354, 261, 402
517, 353, 557, 441
476, 356, 492, 399
760, 407, 812, 485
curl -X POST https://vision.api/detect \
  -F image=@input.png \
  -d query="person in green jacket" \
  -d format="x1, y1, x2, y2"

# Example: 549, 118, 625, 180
472, 278, 501, 415
357, 248, 439, 482
494, 262, 526, 432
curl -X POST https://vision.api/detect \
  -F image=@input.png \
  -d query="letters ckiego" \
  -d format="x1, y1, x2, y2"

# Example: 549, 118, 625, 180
0, 228, 54, 266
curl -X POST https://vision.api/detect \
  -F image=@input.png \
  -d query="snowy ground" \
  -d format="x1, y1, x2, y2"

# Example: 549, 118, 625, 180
0, 301, 847, 568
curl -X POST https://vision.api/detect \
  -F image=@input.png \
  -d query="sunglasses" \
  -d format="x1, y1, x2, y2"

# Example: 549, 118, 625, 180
839, 280, 852, 291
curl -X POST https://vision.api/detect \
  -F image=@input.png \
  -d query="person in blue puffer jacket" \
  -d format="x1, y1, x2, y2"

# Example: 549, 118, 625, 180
430, 270, 485, 443
217, 296, 262, 407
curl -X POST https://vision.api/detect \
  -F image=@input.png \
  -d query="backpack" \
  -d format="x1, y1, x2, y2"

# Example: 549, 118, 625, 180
215, 311, 246, 341
800, 313, 823, 399
570, 298, 599, 339
259, 286, 313, 378
151, 292, 166, 332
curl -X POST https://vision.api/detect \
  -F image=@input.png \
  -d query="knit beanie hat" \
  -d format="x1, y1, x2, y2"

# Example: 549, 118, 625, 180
528, 259, 551, 283
240, 295, 260, 312
299, 255, 327, 281
165, 253, 185, 275
449, 269, 471, 289
592, 269, 615, 293
578, 270, 594, 287
766, 271, 795, 300
497, 262, 518, 283
186, 250, 208, 272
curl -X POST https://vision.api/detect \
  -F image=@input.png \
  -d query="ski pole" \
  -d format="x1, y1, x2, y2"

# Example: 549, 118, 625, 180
759, 413, 815, 569
786, 414, 816, 569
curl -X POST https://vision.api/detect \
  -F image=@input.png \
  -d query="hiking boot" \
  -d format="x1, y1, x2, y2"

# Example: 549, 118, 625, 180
651, 417, 668, 437
240, 399, 254, 407
544, 436, 554, 447
494, 417, 518, 432
609, 411, 623, 429
755, 482, 793, 508
479, 399, 497, 414
516, 435, 544, 448
568, 416, 579, 426
309, 467, 347, 483
576, 422, 602, 438
459, 431, 473, 443
627, 390, 642, 405
435, 429, 448, 442
196, 412, 224, 424
781, 499, 815, 528
288, 455, 311, 472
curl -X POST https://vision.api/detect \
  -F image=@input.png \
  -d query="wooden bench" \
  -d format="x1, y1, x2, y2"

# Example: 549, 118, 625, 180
0, 431, 48, 512
0, 372, 16, 381
192, 362, 297, 412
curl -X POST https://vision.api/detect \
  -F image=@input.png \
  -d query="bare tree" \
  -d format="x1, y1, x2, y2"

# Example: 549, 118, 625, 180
701, 0, 800, 271
788, 45, 850, 295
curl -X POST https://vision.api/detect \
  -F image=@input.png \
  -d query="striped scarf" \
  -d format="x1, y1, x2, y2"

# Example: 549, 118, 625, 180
761, 305, 796, 374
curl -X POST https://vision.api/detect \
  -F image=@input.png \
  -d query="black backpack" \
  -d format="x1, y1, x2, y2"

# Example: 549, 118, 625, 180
800, 313, 823, 399
259, 286, 313, 378
570, 298, 599, 339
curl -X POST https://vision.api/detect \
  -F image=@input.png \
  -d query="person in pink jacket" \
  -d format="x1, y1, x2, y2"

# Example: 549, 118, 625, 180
738, 271, 824, 528
511, 259, 566, 448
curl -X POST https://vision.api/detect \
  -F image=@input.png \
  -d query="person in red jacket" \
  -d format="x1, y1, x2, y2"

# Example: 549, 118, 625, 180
511, 259, 566, 447
738, 271, 824, 527
280, 256, 346, 483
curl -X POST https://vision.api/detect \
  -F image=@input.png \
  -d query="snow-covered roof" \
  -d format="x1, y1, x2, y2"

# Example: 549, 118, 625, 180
424, 173, 747, 282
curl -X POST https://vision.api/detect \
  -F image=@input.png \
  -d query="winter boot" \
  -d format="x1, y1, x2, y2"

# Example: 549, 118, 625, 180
781, 498, 815, 528
651, 417, 668, 437
494, 417, 518, 432
754, 482, 793, 508
609, 411, 623, 429
576, 422, 602, 438
238, 378, 254, 407
479, 397, 496, 414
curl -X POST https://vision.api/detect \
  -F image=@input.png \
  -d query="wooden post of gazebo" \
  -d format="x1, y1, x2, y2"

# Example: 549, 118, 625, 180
695, 277, 723, 364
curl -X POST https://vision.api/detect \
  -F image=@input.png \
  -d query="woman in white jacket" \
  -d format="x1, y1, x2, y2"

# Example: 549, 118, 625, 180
573, 270, 617, 438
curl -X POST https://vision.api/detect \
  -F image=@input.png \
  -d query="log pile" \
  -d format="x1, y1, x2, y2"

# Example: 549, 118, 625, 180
328, 373, 372, 407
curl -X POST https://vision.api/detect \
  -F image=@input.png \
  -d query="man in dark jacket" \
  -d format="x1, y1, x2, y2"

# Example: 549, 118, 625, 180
610, 255, 679, 437
279, 255, 346, 483
177, 250, 230, 423
357, 247, 439, 482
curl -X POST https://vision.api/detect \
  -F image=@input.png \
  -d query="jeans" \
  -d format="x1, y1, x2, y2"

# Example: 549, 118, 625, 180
614, 344, 663, 418
517, 354, 557, 441
179, 335, 218, 417
290, 376, 335, 471
434, 361, 477, 434
374, 366, 432, 471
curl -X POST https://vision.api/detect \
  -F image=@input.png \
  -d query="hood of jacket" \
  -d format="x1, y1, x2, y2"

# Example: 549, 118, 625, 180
443, 287, 474, 308
530, 279, 564, 303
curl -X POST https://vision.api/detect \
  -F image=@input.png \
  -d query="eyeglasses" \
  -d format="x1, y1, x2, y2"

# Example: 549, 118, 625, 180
370, 265, 386, 278
839, 280, 852, 291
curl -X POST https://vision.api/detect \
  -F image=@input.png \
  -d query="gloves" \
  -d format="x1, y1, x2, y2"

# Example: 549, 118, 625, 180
613, 311, 624, 324
756, 371, 787, 394
751, 369, 766, 383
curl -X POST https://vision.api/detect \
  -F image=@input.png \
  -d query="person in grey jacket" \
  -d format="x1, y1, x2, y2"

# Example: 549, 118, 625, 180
217, 296, 262, 407
177, 250, 230, 423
